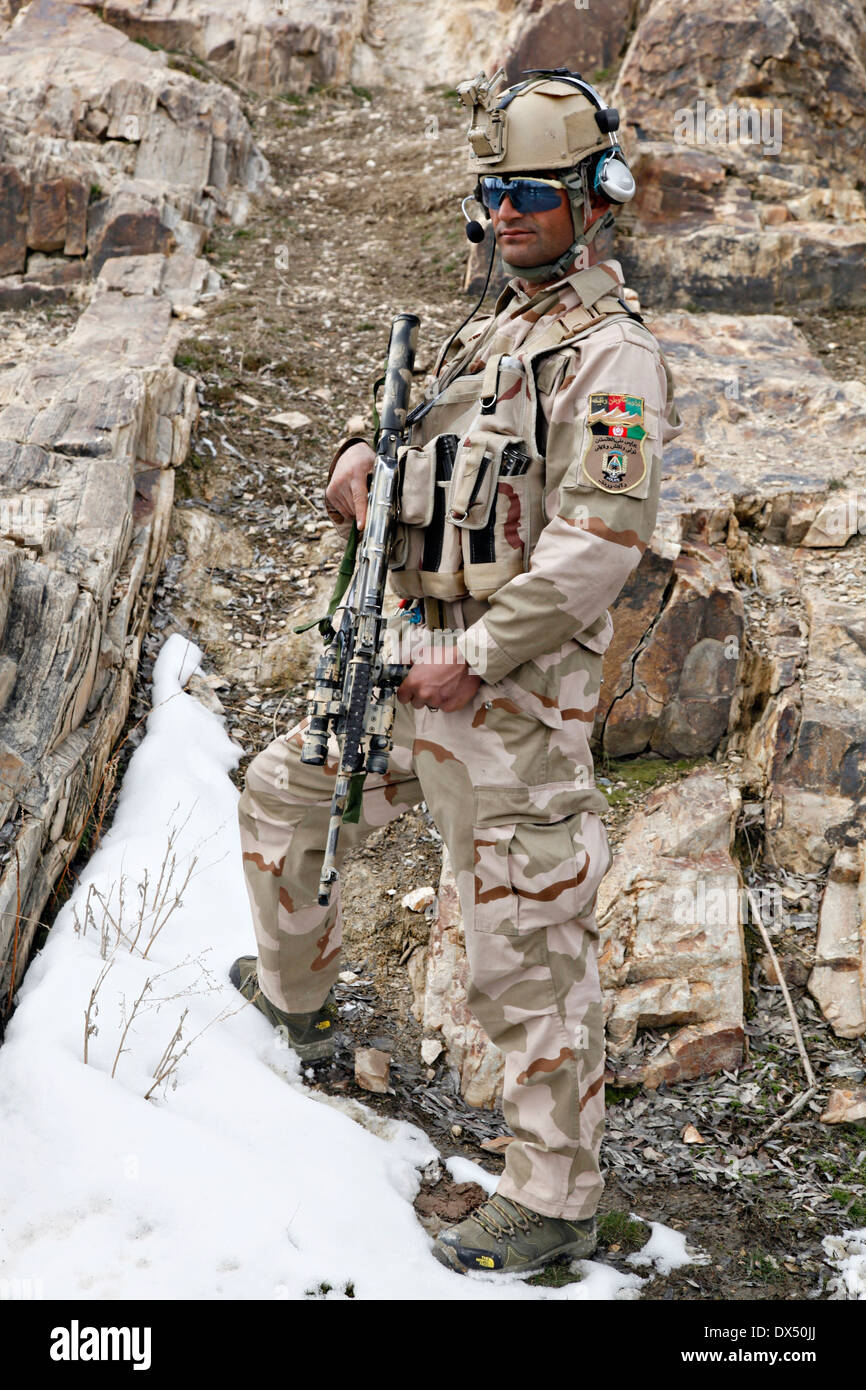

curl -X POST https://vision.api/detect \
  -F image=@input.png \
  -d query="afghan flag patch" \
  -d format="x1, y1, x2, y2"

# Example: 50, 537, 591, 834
581, 392, 648, 493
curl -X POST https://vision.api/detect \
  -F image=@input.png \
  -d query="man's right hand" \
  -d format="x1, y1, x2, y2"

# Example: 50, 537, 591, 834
325, 441, 376, 530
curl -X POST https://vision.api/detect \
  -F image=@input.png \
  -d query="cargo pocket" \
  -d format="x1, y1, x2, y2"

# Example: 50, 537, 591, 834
472, 786, 604, 937
448, 434, 539, 600
463, 458, 535, 600
446, 431, 504, 528
391, 438, 455, 597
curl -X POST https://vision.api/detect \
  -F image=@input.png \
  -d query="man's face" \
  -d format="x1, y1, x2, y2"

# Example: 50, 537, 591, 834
489, 181, 575, 267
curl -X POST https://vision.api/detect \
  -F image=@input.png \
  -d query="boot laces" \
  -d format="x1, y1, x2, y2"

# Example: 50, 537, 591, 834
473, 1197, 544, 1239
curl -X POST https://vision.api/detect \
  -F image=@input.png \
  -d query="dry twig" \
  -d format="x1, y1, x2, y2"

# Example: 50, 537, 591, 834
747, 885, 816, 1090
742, 883, 818, 1153
83, 957, 114, 1065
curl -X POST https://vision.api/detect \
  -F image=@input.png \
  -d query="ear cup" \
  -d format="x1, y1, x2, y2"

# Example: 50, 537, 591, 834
593, 150, 635, 204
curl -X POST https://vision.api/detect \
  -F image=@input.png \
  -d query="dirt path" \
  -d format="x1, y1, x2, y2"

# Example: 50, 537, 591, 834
129, 80, 866, 1299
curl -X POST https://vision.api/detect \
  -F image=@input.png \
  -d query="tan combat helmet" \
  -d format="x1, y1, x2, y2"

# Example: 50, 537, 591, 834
457, 68, 635, 283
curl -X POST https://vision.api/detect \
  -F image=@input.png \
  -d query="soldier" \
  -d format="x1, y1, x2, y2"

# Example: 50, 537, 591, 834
232, 69, 682, 1276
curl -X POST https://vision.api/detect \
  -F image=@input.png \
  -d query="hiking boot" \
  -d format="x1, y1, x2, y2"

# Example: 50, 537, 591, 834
229, 956, 338, 1061
432, 1194, 597, 1275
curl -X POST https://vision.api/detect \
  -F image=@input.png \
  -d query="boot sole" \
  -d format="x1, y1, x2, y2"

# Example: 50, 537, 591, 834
433, 1234, 597, 1275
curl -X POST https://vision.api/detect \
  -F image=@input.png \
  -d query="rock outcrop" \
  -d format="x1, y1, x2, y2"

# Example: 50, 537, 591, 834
598, 537, 745, 760
0, 0, 265, 1007
0, 254, 204, 1002
611, 0, 866, 311
596, 772, 746, 1087
614, 0, 866, 184
594, 307, 866, 764
498, 0, 633, 84
763, 592, 866, 876
72, 0, 372, 95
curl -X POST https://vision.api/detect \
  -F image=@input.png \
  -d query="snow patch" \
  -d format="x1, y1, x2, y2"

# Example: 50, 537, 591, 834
445, 1155, 498, 1195
822, 1228, 866, 1300
627, 1217, 710, 1276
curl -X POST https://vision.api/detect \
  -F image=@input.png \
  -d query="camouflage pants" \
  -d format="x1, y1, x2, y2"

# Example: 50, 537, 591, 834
237, 649, 612, 1220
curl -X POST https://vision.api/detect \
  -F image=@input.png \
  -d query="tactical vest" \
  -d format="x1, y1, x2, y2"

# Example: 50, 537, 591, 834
388, 269, 656, 604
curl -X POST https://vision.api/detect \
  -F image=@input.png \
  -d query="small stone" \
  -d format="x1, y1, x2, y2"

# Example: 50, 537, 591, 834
820, 1087, 866, 1125
402, 886, 436, 912
759, 953, 783, 986
338, 970, 359, 984
354, 1048, 390, 1094
268, 411, 312, 429
421, 1037, 443, 1064
451, 1124, 463, 1139
480, 1135, 516, 1153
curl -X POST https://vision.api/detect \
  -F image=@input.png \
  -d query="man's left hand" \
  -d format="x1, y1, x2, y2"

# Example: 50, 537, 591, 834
397, 646, 481, 713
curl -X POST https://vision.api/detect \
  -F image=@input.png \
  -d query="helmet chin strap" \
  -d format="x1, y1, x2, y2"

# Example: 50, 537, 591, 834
500, 164, 614, 285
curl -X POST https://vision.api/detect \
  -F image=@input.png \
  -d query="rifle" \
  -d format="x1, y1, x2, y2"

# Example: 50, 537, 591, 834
300, 313, 420, 905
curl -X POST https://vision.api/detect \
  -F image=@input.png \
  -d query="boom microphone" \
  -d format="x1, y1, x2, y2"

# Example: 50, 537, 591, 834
461, 194, 486, 242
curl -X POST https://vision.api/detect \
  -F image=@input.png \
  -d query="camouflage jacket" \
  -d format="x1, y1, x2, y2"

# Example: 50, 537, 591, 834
327, 259, 682, 689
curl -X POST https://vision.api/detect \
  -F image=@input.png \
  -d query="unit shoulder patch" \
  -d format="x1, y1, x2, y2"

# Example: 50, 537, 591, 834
580, 391, 648, 493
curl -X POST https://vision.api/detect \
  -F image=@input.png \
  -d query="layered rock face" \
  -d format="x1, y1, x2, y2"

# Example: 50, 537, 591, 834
0, 0, 267, 306
597, 773, 747, 1087
809, 845, 866, 1041
615, 0, 866, 183
0, 1, 264, 1005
